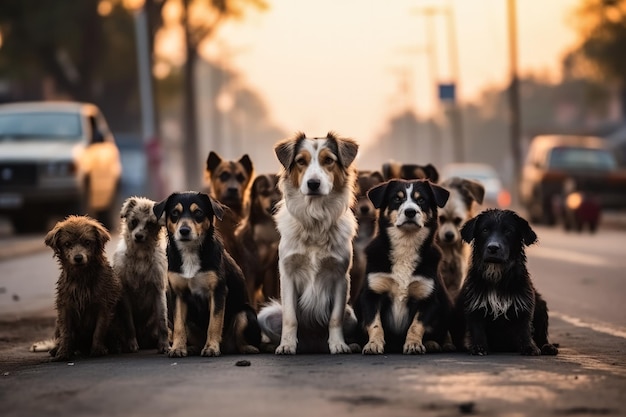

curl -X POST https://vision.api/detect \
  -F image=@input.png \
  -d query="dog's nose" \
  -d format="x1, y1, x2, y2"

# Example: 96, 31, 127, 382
307, 179, 321, 192
226, 187, 239, 197
359, 205, 370, 215
444, 231, 455, 242
73, 254, 84, 263
179, 226, 191, 237
134, 233, 145, 242
404, 208, 417, 218
487, 243, 501, 254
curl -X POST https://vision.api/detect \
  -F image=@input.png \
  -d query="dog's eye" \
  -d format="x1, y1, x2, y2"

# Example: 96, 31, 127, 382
129, 219, 139, 229
64, 241, 72, 248
481, 227, 489, 234
170, 209, 180, 221
323, 156, 335, 165
193, 209, 204, 220
504, 228, 513, 236
295, 157, 306, 167
219, 172, 231, 182
454, 217, 463, 226
417, 197, 425, 205
236, 173, 245, 183
393, 196, 402, 204
83, 240, 91, 247
438, 215, 445, 223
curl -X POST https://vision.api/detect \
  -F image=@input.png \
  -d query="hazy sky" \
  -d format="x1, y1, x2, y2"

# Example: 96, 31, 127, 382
199, 0, 581, 146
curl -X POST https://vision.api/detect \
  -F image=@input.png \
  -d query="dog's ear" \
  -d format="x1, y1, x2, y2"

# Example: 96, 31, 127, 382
462, 179, 485, 205
423, 164, 439, 183
461, 216, 478, 243
427, 181, 450, 208
238, 154, 254, 178
514, 212, 538, 246
332, 134, 359, 168
274, 133, 302, 169
381, 161, 400, 180
44, 222, 62, 251
153, 195, 170, 226
371, 170, 385, 185
367, 181, 391, 209
92, 219, 111, 248
206, 151, 222, 173
120, 196, 137, 219
208, 195, 225, 221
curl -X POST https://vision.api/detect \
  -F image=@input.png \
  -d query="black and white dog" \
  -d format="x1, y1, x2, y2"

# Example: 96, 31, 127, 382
452, 209, 559, 356
355, 179, 454, 354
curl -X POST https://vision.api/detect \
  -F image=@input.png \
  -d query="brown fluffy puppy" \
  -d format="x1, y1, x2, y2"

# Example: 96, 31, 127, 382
204, 151, 255, 258
113, 196, 169, 353
40, 215, 122, 361
436, 177, 485, 300
234, 174, 282, 310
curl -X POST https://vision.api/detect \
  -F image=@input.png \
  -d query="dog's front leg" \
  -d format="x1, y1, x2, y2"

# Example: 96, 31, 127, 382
202, 287, 226, 357
328, 275, 351, 354
91, 306, 114, 357
517, 317, 541, 356
120, 295, 139, 353
276, 272, 298, 355
168, 295, 188, 357
52, 310, 73, 361
362, 309, 385, 355
404, 312, 427, 354
466, 312, 489, 356
155, 290, 170, 354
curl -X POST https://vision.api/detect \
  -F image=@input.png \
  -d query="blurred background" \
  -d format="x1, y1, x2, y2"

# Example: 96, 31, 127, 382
0, 0, 625, 206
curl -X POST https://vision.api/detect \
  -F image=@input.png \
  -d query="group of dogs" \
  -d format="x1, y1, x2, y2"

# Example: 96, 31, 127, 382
31, 131, 559, 360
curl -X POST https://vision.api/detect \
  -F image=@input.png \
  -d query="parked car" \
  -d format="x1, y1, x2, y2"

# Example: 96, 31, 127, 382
520, 134, 626, 225
0, 101, 122, 233
440, 162, 511, 209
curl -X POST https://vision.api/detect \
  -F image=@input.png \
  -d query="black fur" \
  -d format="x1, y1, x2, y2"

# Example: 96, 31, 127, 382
354, 179, 454, 354
154, 192, 261, 356
451, 209, 558, 356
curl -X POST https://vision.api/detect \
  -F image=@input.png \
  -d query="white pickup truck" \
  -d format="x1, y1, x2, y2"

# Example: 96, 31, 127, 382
0, 101, 122, 233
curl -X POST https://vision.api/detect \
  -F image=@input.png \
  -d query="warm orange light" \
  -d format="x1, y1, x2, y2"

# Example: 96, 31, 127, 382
498, 190, 511, 208
566, 192, 583, 210
123, 0, 145, 11
98, 0, 113, 16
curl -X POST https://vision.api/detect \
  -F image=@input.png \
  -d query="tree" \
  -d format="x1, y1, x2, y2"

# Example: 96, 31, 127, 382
177, 0, 268, 190
568, 0, 626, 119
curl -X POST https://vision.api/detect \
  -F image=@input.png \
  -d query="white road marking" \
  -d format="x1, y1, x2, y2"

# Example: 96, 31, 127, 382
551, 311, 626, 340
528, 247, 608, 267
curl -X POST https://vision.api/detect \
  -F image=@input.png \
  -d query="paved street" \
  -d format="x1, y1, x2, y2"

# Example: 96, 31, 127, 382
1, 222, 625, 417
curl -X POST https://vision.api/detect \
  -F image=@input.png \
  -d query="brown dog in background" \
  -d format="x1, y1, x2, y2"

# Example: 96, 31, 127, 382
234, 173, 282, 310
204, 151, 255, 257
381, 161, 439, 182
33, 215, 122, 361
436, 177, 485, 300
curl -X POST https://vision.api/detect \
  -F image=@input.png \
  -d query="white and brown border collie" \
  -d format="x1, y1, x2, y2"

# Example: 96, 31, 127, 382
257, 132, 360, 354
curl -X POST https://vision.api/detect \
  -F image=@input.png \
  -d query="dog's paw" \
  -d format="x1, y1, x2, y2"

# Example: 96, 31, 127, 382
469, 344, 488, 356
541, 343, 559, 356
201, 345, 221, 357
442, 342, 457, 352
90, 345, 108, 357
275, 343, 297, 355
50, 349, 70, 362
403, 342, 426, 355
168, 347, 188, 358
127, 339, 139, 353
520, 344, 541, 356
239, 345, 260, 354
329, 342, 352, 354
362, 341, 385, 355
157, 342, 170, 354
424, 340, 442, 353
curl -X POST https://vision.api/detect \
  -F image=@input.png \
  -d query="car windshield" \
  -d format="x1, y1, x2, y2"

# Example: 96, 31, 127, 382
548, 147, 617, 171
0, 112, 82, 141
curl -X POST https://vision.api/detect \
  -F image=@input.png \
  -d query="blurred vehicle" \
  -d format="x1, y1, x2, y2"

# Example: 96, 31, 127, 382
520, 134, 626, 225
115, 133, 148, 199
440, 162, 511, 209
0, 101, 122, 233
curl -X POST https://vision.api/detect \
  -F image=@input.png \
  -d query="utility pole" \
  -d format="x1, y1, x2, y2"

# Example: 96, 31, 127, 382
444, 0, 465, 162
507, 0, 522, 203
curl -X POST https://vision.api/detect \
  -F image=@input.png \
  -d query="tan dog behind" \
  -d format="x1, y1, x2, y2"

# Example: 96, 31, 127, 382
436, 177, 485, 300
113, 196, 169, 353
204, 151, 254, 257
32, 216, 122, 361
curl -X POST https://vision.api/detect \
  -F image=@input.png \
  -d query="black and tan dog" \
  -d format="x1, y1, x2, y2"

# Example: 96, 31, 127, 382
32, 215, 122, 361
355, 179, 454, 354
204, 151, 255, 257
436, 177, 485, 300
154, 191, 261, 357
452, 209, 559, 356
382, 161, 439, 182
234, 173, 282, 310
349, 170, 385, 305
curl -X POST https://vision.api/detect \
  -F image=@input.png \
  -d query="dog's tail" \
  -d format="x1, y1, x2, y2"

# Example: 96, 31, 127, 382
30, 338, 57, 353
257, 299, 282, 347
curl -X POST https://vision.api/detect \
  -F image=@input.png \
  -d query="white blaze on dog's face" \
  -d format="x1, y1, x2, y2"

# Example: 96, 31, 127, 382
437, 188, 467, 244
392, 183, 426, 228
293, 139, 338, 196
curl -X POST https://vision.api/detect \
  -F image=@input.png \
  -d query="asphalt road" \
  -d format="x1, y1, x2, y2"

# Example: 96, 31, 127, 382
0, 223, 625, 417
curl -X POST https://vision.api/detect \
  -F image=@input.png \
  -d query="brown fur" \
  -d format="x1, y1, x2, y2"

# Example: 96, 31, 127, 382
381, 161, 439, 182
234, 174, 282, 310
436, 177, 485, 300
113, 196, 169, 354
204, 151, 255, 258
40, 215, 122, 361
349, 170, 384, 305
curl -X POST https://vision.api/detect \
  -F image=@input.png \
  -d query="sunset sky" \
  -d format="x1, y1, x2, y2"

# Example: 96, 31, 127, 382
193, 0, 581, 147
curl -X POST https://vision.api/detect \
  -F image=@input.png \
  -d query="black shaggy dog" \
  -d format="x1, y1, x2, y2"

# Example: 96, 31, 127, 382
355, 179, 454, 354
452, 209, 558, 356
